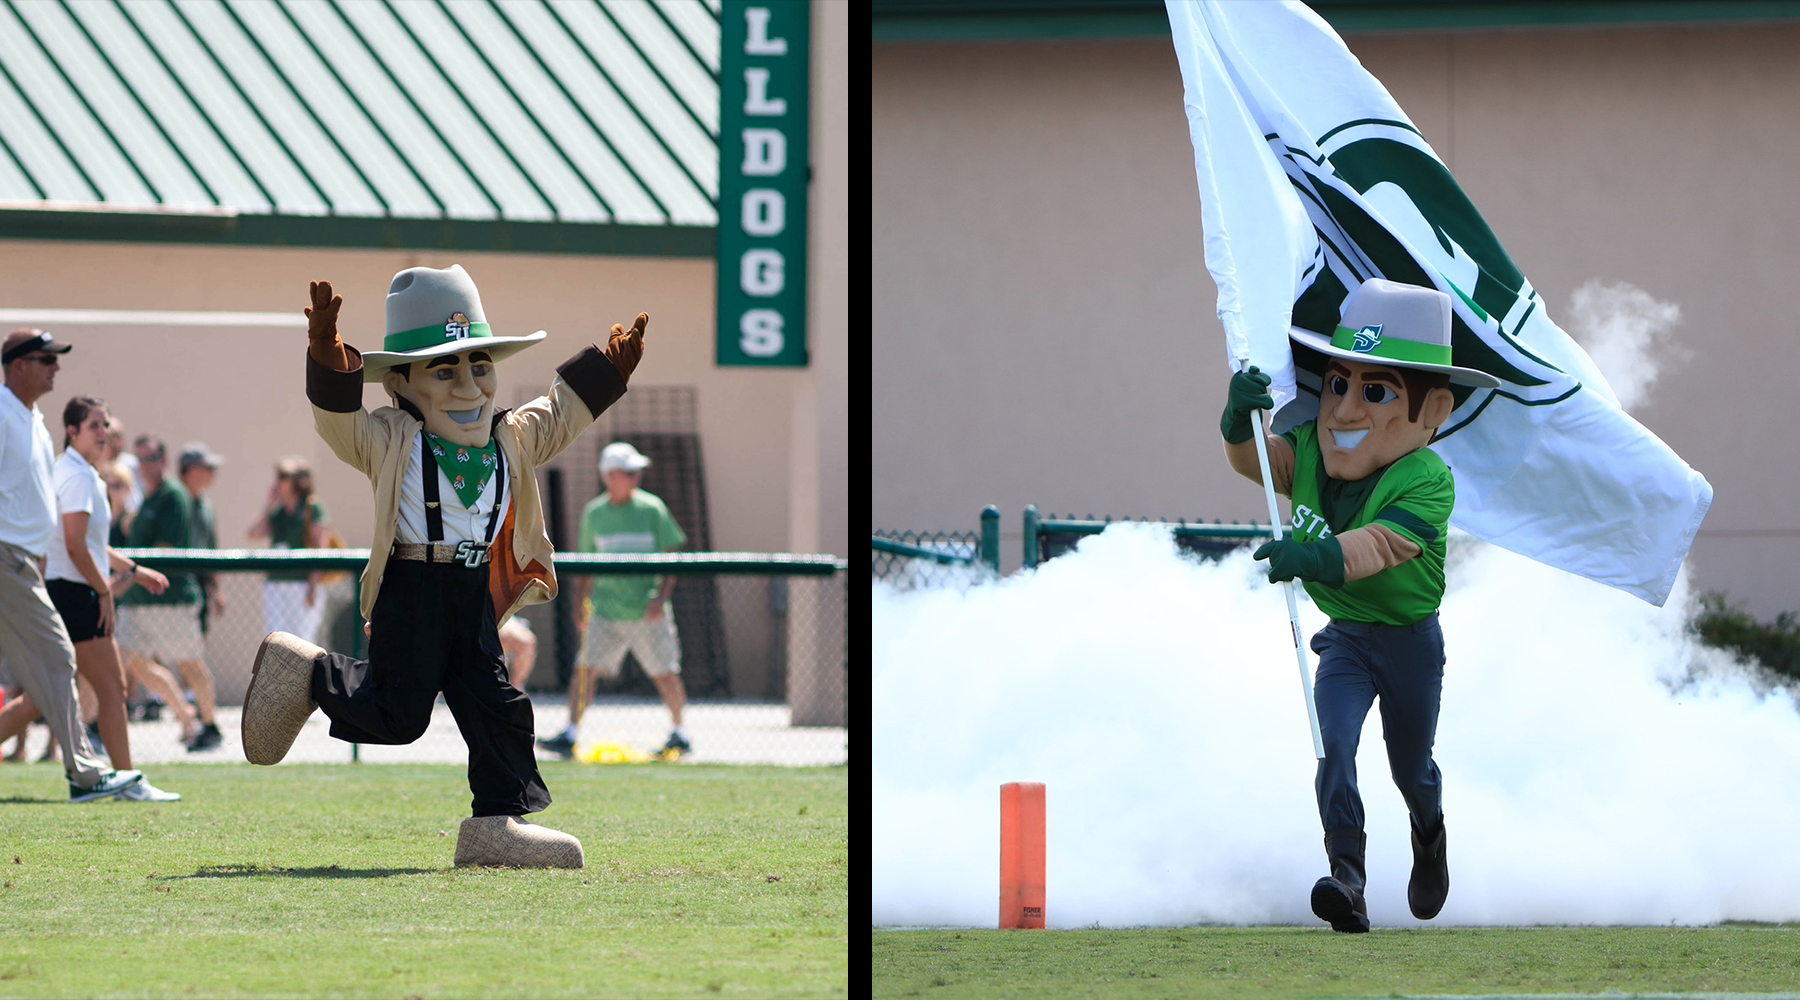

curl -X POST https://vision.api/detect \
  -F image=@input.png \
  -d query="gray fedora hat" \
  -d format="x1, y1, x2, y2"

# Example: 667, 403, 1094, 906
359, 264, 547, 382
1288, 278, 1500, 389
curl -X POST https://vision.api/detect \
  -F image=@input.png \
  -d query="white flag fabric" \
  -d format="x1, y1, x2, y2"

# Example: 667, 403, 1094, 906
1168, 0, 1711, 606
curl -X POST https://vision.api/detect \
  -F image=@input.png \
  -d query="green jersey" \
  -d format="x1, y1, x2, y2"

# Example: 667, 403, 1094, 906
265, 498, 328, 581
1280, 421, 1453, 627
121, 479, 201, 606
577, 489, 687, 622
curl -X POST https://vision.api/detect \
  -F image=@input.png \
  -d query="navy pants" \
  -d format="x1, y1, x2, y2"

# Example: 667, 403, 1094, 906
312, 558, 550, 818
1312, 614, 1445, 840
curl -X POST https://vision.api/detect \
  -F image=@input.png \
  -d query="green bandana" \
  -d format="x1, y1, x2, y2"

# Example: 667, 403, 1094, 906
425, 434, 498, 509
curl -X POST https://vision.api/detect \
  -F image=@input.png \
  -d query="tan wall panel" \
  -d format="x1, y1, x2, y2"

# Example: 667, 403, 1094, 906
873, 25, 1800, 616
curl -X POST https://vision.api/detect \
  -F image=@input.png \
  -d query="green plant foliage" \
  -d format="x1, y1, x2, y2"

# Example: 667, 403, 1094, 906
1691, 591, 1800, 681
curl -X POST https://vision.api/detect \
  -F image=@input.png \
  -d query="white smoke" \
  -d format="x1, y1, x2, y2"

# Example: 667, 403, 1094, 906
1566, 280, 1685, 413
872, 523, 1800, 928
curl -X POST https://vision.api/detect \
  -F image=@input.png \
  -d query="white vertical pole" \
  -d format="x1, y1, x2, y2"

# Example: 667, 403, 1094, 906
1239, 363, 1326, 760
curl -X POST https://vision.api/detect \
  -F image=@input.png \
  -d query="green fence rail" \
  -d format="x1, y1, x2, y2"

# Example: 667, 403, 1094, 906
873, 506, 1276, 584
1022, 505, 1275, 569
97, 548, 848, 766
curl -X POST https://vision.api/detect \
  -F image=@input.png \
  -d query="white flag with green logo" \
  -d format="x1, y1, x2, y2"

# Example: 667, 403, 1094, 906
1167, 0, 1711, 606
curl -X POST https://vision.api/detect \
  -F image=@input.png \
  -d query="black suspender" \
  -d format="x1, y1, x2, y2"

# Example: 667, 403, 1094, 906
422, 432, 444, 545
418, 432, 506, 563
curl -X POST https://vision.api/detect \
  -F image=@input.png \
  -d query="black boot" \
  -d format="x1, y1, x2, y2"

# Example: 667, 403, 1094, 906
1310, 830, 1370, 933
1408, 815, 1449, 920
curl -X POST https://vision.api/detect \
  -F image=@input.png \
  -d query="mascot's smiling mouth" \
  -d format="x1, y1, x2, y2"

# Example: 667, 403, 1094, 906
447, 406, 484, 425
1330, 428, 1369, 450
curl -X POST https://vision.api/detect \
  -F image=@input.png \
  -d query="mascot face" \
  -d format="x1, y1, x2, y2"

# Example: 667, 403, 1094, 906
382, 350, 499, 448
1317, 359, 1453, 481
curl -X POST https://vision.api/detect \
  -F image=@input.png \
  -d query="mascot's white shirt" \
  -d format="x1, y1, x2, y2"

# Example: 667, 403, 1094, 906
394, 434, 511, 546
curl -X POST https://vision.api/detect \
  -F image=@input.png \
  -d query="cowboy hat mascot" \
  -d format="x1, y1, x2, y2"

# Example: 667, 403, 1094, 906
1221, 278, 1500, 932
242, 264, 647, 869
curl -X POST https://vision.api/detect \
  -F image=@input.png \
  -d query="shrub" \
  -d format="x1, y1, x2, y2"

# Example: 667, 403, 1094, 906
1691, 591, 1800, 682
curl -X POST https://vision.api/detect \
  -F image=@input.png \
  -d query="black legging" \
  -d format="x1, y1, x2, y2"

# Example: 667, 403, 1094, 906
312, 558, 549, 817
1311, 614, 1445, 839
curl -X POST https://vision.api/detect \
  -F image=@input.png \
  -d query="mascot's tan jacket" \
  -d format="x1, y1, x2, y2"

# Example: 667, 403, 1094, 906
305, 343, 626, 627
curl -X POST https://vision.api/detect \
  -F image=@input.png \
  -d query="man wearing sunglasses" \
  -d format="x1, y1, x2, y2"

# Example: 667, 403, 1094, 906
1222, 279, 1502, 933
0, 329, 143, 802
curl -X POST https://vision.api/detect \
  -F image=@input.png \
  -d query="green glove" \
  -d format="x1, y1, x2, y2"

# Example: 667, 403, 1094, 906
1252, 535, 1346, 589
1221, 366, 1275, 444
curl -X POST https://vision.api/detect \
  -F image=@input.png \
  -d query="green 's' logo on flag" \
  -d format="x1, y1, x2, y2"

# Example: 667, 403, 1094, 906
1352, 325, 1383, 353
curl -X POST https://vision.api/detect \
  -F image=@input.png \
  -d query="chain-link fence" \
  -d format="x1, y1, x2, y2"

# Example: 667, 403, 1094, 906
872, 506, 1000, 591
103, 549, 846, 767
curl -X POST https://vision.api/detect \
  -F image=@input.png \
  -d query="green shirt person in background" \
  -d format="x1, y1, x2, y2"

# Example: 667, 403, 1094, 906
115, 438, 224, 751
120, 459, 198, 607
248, 456, 332, 647
537, 442, 691, 760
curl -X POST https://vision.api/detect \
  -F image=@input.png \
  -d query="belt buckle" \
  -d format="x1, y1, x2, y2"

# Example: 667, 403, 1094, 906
453, 540, 489, 569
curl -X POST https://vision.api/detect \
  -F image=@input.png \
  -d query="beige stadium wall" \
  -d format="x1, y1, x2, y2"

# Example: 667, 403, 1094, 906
873, 23, 1800, 619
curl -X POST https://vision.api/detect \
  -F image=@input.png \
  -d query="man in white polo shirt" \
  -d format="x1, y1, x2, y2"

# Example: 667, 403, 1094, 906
0, 329, 142, 802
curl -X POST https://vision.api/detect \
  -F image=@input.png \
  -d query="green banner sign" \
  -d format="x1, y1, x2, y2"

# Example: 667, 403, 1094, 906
717, 1, 809, 367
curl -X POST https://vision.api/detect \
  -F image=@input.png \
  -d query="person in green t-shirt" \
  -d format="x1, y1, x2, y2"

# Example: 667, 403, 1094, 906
115, 438, 224, 752
1221, 279, 1501, 935
537, 442, 689, 759
173, 442, 225, 752
248, 456, 331, 645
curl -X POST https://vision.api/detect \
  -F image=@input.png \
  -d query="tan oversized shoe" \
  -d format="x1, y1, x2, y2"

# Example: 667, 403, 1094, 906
454, 815, 584, 869
242, 631, 322, 765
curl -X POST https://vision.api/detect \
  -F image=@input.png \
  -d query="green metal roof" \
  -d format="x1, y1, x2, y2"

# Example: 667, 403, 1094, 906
0, 0, 723, 255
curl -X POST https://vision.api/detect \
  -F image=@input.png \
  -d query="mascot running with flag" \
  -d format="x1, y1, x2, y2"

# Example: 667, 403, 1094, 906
241, 265, 647, 869
1167, 1, 1711, 929
1224, 279, 1497, 932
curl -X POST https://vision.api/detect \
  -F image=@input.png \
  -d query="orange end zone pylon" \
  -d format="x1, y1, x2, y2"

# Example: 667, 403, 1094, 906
999, 782, 1045, 929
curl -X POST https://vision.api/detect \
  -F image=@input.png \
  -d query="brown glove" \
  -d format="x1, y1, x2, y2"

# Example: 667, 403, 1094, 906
305, 280, 350, 371
604, 312, 648, 384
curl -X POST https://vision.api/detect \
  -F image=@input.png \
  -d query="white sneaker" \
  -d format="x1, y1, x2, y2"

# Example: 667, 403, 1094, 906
116, 779, 181, 802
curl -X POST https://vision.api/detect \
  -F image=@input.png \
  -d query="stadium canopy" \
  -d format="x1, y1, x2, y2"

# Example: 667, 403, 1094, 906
0, 0, 721, 256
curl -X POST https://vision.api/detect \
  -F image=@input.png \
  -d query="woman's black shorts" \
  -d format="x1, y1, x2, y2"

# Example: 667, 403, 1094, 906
46, 579, 108, 644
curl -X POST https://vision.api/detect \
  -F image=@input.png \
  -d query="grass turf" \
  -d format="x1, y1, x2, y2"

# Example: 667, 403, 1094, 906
0, 762, 845, 998
873, 926, 1800, 998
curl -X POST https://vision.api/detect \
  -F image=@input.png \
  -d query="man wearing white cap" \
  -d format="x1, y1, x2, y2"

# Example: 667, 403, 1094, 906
537, 441, 689, 759
241, 266, 646, 870
0, 328, 143, 801
1222, 279, 1499, 933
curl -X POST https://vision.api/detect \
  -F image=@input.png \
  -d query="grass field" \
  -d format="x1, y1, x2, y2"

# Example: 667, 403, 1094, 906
873, 925, 1800, 998
0, 761, 846, 998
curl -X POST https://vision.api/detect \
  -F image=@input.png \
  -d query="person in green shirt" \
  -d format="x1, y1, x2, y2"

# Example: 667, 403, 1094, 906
1221, 279, 1500, 934
247, 456, 331, 645
537, 442, 689, 759
115, 438, 222, 751
175, 442, 225, 751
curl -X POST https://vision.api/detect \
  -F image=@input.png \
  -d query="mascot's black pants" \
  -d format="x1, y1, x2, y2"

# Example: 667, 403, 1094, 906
312, 558, 550, 818
1312, 614, 1444, 840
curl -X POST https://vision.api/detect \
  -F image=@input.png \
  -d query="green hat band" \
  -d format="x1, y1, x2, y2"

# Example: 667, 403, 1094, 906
1331, 325, 1452, 367
384, 319, 493, 354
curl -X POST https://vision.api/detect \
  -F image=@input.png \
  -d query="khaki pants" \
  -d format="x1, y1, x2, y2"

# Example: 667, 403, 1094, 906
0, 542, 107, 787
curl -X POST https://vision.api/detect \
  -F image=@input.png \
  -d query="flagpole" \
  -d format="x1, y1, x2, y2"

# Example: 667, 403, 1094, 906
1238, 357, 1326, 761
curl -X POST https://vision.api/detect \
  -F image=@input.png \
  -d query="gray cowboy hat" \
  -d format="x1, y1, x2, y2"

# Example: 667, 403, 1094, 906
1288, 278, 1501, 389
359, 264, 547, 382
